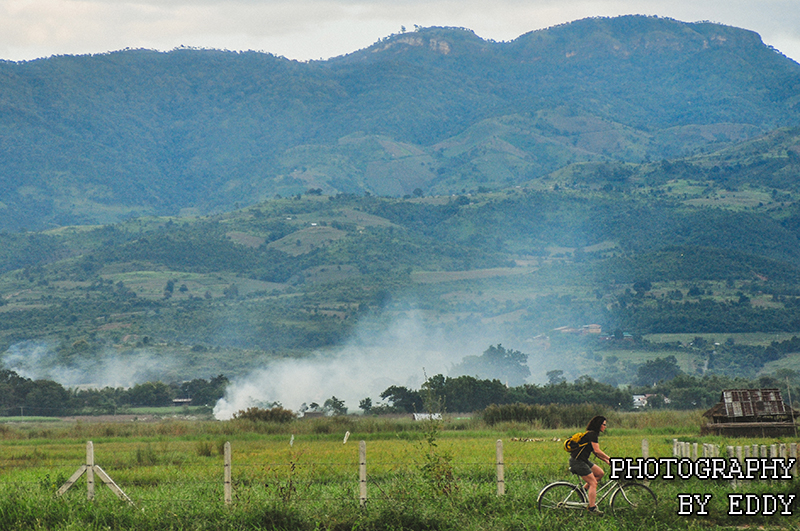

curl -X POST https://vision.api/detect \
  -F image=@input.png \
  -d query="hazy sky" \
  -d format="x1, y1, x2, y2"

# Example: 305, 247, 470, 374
0, 0, 798, 63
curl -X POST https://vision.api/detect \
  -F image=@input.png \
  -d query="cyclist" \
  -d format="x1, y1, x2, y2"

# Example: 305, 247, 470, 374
568, 415, 610, 516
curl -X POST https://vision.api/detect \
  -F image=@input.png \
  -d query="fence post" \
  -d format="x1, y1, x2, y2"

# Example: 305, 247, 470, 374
496, 439, 505, 496
224, 441, 232, 506
641, 439, 649, 459
56, 441, 133, 505
692, 443, 698, 460
87, 441, 95, 501
672, 439, 678, 457
359, 440, 367, 507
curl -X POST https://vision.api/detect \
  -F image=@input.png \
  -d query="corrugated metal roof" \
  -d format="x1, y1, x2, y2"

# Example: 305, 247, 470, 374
721, 389, 789, 418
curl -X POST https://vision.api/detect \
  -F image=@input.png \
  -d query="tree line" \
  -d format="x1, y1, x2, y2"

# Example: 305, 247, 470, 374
0, 370, 228, 417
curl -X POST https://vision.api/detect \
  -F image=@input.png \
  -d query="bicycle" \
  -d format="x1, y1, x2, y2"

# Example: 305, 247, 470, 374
537, 475, 657, 516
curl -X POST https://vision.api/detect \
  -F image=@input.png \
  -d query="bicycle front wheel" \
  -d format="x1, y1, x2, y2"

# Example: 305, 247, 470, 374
537, 482, 587, 512
610, 482, 657, 516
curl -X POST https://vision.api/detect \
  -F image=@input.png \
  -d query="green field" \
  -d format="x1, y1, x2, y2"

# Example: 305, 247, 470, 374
0, 412, 797, 530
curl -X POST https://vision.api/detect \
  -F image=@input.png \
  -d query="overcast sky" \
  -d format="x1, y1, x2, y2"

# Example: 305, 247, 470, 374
1, 0, 798, 64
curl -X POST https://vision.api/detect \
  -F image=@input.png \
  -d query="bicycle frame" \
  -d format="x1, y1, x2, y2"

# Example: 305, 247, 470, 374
537, 475, 657, 515
578, 478, 622, 507
539, 478, 624, 510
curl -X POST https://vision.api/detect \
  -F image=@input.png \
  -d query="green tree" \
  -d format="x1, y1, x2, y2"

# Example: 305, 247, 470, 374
450, 344, 530, 386
380, 385, 423, 413
323, 396, 347, 416
358, 397, 372, 414
635, 356, 682, 387
127, 381, 175, 407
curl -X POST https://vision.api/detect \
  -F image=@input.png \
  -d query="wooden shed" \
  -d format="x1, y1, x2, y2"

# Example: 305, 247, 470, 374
701, 388, 798, 437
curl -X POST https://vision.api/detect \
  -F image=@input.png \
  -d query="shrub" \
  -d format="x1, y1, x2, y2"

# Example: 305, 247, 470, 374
232, 406, 296, 423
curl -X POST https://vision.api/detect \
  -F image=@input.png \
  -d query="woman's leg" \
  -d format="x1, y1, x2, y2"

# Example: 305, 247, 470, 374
592, 463, 605, 484
581, 472, 598, 507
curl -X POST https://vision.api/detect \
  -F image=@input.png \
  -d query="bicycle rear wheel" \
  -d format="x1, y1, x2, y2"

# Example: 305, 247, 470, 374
537, 482, 587, 512
610, 482, 657, 516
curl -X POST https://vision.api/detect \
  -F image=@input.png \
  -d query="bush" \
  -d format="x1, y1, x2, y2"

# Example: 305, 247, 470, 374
232, 406, 296, 423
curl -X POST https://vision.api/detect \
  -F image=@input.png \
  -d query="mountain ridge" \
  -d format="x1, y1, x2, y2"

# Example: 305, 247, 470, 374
1, 15, 800, 231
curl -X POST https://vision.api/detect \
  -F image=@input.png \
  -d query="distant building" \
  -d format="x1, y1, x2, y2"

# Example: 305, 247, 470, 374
701, 389, 798, 437
172, 398, 192, 406
412, 413, 442, 421
632, 394, 669, 409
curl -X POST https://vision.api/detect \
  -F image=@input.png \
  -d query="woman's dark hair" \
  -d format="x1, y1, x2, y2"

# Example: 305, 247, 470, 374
586, 415, 607, 432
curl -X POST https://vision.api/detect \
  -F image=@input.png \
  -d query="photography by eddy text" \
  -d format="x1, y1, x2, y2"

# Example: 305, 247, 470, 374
609, 457, 797, 516
609, 457, 795, 481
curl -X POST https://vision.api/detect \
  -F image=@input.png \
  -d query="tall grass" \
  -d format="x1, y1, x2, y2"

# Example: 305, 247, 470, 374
0, 409, 707, 442
0, 410, 796, 529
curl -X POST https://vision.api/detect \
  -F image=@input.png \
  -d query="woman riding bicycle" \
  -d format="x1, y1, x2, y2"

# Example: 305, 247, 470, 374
568, 415, 610, 516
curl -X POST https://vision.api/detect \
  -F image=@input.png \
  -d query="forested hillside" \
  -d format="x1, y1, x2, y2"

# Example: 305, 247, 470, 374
4, 134, 800, 388
1, 16, 799, 231
3, 16, 800, 398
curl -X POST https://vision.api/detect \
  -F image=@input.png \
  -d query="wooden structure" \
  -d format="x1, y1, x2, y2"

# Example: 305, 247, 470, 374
57, 441, 134, 505
701, 388, 798, 437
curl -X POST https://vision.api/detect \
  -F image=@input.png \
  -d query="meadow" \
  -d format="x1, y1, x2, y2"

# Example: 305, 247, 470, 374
0, 411, 797, 530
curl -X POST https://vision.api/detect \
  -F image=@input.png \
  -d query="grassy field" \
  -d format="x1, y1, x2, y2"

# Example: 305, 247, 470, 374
0, 411, 798, 530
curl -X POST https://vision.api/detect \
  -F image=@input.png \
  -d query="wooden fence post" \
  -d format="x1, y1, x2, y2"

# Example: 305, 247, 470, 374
359, 441, 367, 507
224, 442, 232, 506
496, 439, 505, 496
641, 439, 649, 459
86, 441, 95, 501
56, 441, 133, 505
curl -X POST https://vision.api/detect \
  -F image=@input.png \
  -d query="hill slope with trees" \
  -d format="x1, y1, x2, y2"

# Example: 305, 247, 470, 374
1, 16, 799, 230
3, 16, 800, 396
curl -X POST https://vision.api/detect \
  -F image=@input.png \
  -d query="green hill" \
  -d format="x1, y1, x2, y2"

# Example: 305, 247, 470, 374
4, 16, 800, 387
1, 16, 800, 231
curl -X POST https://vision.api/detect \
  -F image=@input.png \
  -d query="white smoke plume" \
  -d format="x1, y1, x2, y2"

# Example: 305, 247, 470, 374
2, 340, 178, 389
213, 311, 501, 419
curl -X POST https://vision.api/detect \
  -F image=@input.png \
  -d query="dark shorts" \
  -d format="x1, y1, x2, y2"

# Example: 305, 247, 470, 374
569, 457, 595, 477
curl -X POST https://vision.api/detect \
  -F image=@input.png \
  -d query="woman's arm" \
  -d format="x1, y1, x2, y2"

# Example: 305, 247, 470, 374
591, 442, 610, 465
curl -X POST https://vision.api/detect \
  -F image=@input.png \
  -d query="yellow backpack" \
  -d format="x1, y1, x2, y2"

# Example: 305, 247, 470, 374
563, 431, 588, 453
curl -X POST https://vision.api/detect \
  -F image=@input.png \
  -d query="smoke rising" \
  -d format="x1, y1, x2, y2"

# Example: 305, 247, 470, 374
2, 310, 555, 418
213, 311, 506, 419
2, 340, 180, 389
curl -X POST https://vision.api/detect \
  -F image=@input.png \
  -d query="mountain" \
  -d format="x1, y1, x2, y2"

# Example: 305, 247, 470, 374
1, 16, 800, 231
